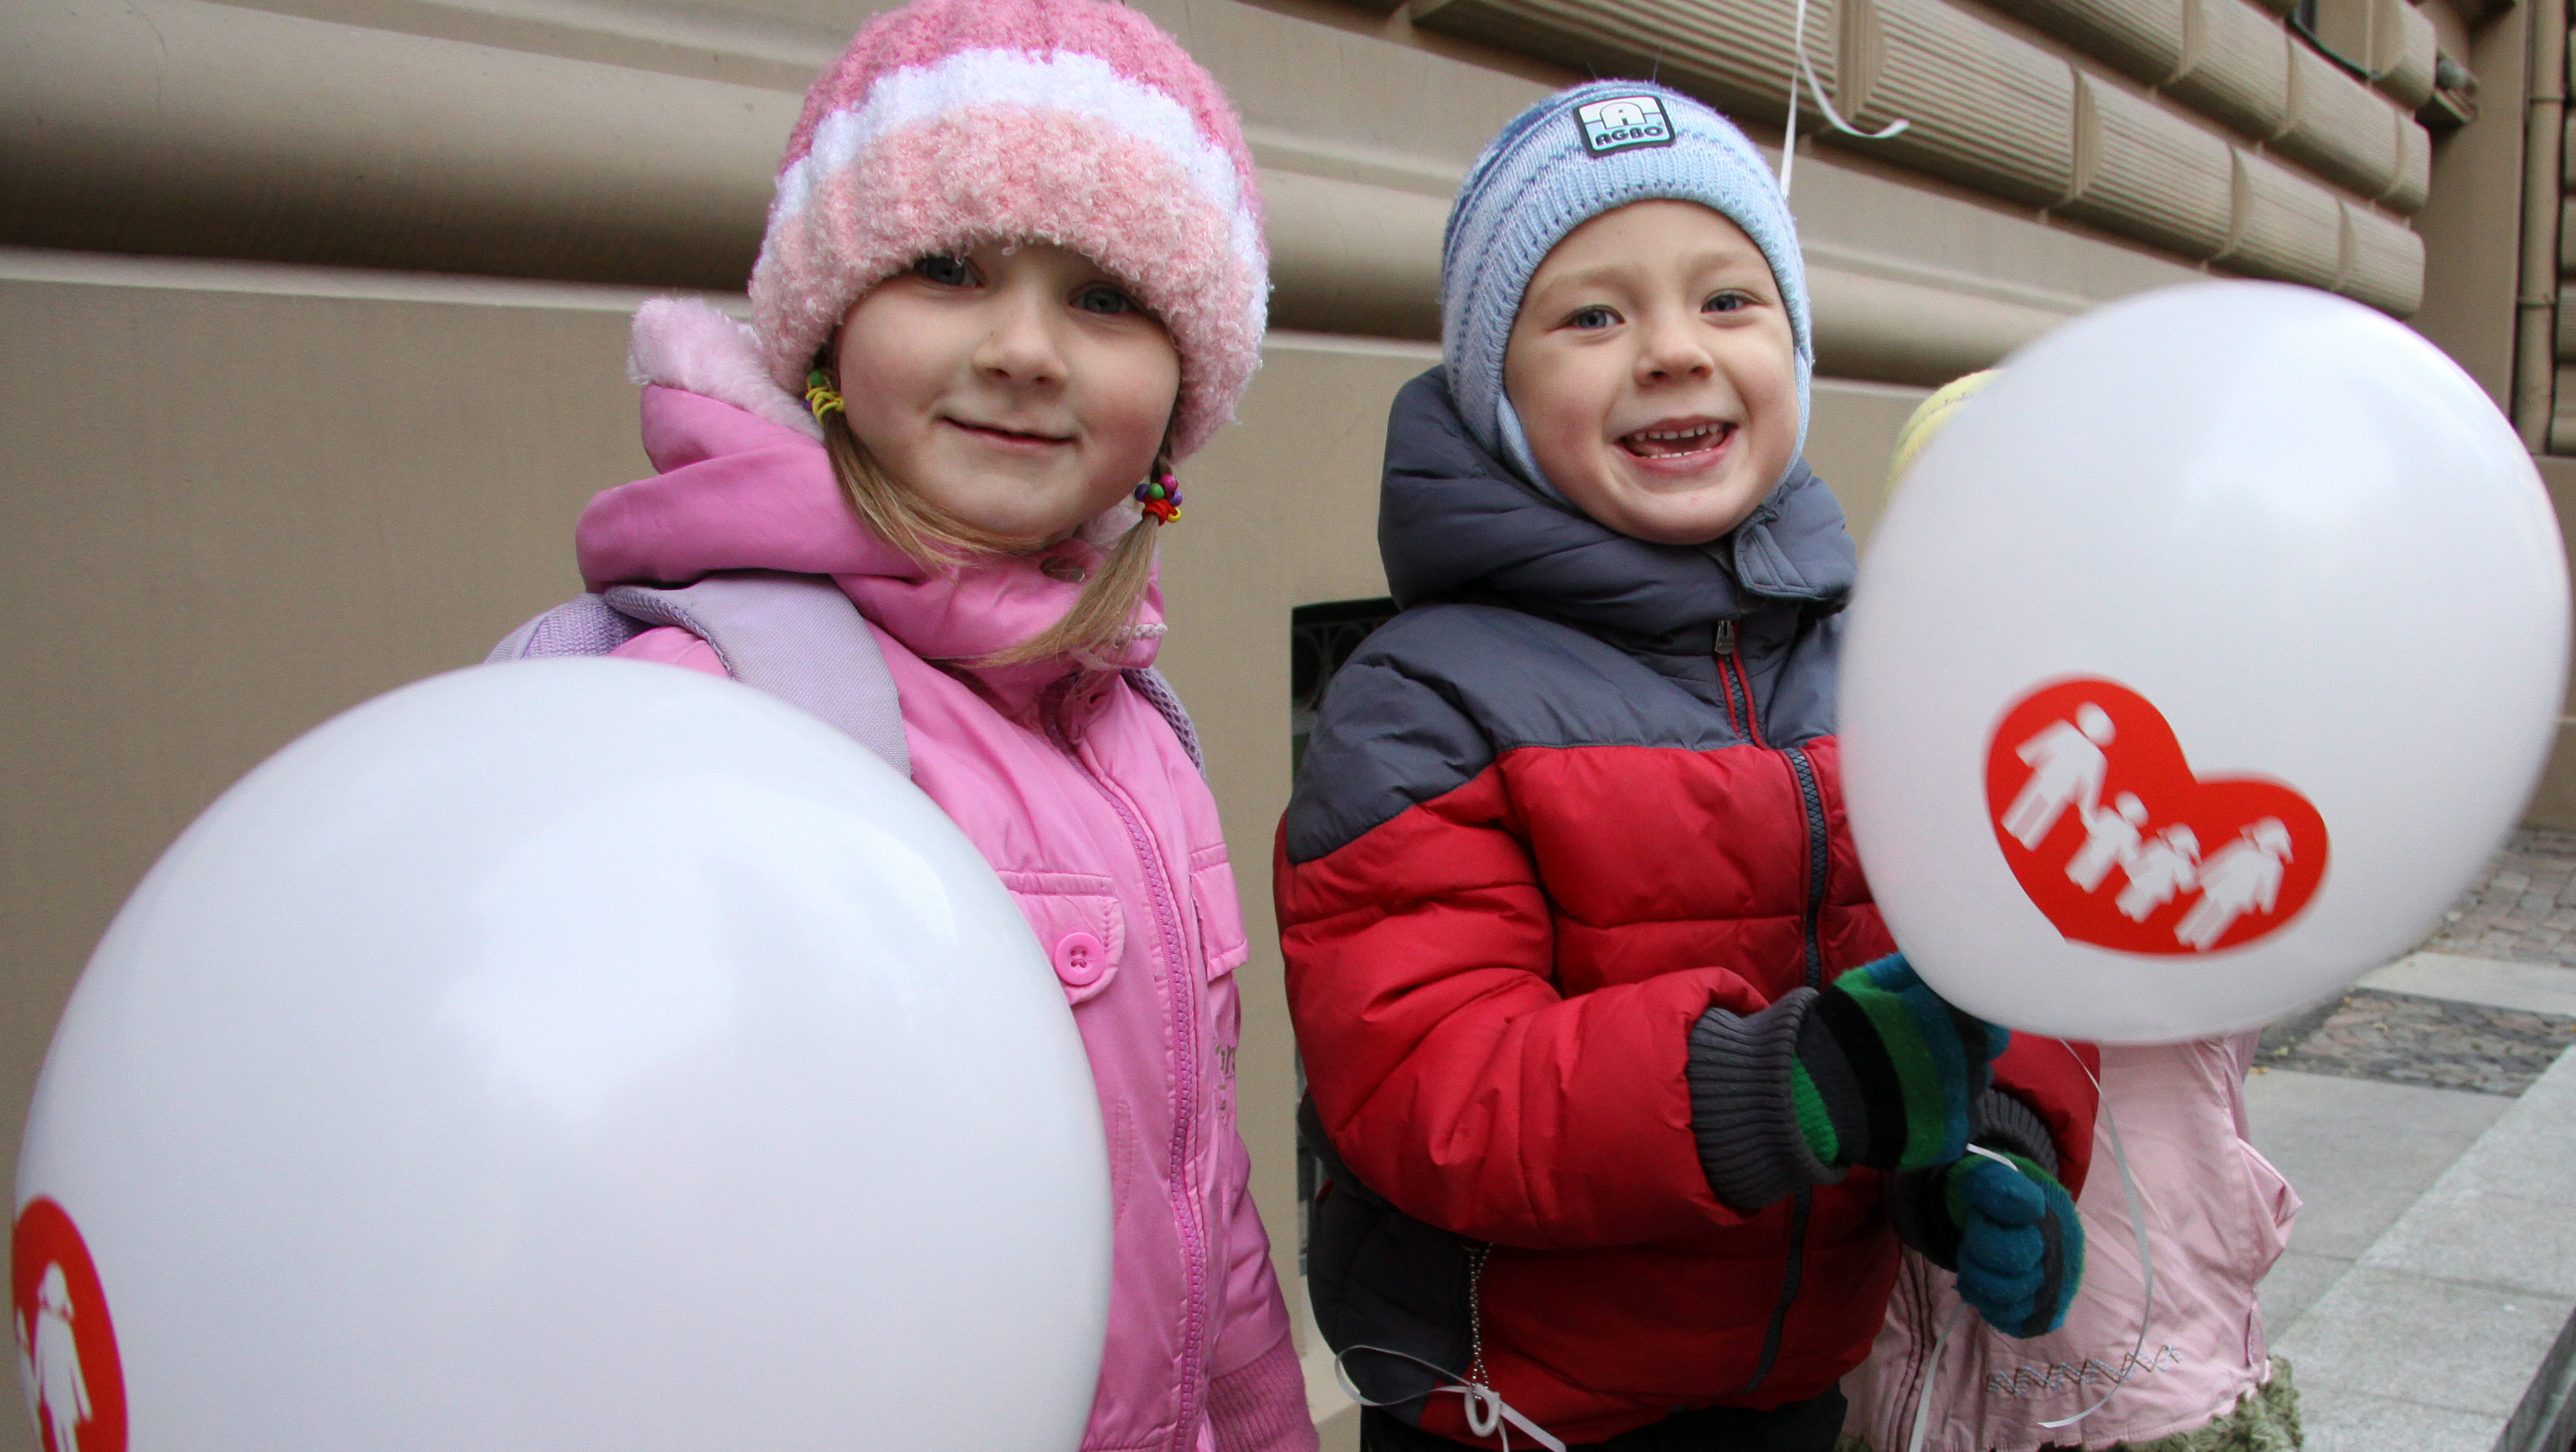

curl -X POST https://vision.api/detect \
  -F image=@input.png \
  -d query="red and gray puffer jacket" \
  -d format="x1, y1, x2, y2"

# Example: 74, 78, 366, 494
1276, 369, 2097, 1448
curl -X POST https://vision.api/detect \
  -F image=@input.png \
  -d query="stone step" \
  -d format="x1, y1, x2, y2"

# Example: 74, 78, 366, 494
2360, 952, 2576, 1018
2262, 1040, 2576, 1452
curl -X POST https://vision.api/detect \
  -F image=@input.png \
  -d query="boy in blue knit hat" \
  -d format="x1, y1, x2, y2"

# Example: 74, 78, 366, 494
1279, 82, 2101, 1451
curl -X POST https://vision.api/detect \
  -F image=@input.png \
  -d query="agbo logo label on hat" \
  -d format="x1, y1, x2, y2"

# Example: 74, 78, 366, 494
1576, 95, 1675, 156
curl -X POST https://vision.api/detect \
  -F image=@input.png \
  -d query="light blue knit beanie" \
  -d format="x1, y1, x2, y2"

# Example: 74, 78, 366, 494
1442, 80, 1812, 500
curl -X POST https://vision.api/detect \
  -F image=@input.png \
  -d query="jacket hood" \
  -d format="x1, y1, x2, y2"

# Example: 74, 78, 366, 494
575, 298, 1160, 710
1380, 368, 1855, 658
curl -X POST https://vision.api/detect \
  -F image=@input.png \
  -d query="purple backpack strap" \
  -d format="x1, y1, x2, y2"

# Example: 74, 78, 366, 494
486, 571, 908, 778
487, 593, 641, 663
1123, 666, 1204, 778
489, 573, 1198, 781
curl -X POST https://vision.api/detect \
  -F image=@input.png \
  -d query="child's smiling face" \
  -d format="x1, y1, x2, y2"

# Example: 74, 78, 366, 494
1501, 200, 1799, 545
835, 240, 1180, 546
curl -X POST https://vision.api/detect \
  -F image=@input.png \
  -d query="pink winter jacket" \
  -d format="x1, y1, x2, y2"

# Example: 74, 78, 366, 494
1839, 1035, 2300, 1452
576, 304, 1313, 1452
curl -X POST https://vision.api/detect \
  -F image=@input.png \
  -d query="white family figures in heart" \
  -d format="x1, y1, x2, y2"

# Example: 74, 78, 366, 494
2002, 701, 2295, 953
19, 1263, 92, 1452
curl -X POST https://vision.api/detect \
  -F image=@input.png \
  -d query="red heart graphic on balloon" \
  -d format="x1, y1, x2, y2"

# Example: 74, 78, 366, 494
14, 1197, 127, 1452
1985, 677, 2329, 955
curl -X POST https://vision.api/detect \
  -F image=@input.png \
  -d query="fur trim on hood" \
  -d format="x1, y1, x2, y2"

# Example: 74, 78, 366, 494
629, 297, 823, 441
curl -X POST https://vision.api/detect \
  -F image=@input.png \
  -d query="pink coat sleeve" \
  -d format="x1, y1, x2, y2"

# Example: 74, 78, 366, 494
610, 626, 728, 677
1206, 1179, 1314, 1452
1206, 1114, 1313, 1449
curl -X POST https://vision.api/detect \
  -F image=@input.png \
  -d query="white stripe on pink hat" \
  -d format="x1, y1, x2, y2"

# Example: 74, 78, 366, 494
774, 48, 1263, 304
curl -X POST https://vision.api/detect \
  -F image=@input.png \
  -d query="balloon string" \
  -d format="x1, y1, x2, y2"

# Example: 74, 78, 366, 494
1778, 0, 1911, 197
2037, 1045, 2154, 1432
1904, 1302, 1969, 1452
1963, 1143, 2020, 1171
1332, 1345, 1569, 1452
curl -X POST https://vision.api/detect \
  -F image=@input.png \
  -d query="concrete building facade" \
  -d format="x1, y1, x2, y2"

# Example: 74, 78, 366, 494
0, 0, 2559, 1440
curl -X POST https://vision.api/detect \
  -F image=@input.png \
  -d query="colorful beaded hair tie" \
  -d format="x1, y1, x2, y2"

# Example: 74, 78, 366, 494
805, 367, 846, 423
1135, 473, 1183, 524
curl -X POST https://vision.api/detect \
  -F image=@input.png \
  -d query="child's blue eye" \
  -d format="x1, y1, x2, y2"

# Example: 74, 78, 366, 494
914, 255, 975, 286
1568, 306, 1619, 329
1704, 291, 1752, 315
1073, 283, 1139, 316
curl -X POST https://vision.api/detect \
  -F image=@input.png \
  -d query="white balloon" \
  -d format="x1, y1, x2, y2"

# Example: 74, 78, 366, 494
1842, 281, 2570, 1044
15, 658, 1108, 1449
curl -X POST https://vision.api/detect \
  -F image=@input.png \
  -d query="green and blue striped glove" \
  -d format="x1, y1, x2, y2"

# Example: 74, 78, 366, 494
1790, 953, 2008, 1172
1685, 952, 2015, 1213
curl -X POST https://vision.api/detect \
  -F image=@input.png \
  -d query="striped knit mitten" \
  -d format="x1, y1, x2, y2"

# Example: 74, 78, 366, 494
1790, 953, 2007, 1172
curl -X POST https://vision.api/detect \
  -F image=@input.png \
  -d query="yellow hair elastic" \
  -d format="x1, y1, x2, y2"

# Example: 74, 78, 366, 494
805, 368, 847, 423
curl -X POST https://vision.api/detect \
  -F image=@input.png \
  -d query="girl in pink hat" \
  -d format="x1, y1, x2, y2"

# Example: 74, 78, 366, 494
554, 1, 1310, 1446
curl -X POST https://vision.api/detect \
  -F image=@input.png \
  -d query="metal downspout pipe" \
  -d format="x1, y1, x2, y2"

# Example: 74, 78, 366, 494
2518, 0, 2568, 450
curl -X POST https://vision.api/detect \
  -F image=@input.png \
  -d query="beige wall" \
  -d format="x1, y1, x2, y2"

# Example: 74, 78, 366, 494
2406, 0, 2527, 411
2526, 454, 2576, 832
1154, 332, 1429, 1432
2402, 0, 2576, 828
0, 0, 2219, 372
0, 264, 653, 1343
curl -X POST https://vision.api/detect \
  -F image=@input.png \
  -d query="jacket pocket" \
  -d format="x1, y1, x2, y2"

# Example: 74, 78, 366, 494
1188, 845, 1250, 980
998, 870, 1125, 1008
1188, 845, 1247, 1117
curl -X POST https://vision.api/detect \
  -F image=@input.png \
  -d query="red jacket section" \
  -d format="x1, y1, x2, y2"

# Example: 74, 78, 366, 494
1284, 732, 2096, 1444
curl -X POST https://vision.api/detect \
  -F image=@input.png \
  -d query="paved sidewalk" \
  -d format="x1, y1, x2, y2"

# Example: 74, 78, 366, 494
2245, 828, 2576, 1452
2246, 1070, 2512, 1332
2425, 828, 2576, 968
2261, 1050, 2576, 1452
2259, 986, 2576, 1095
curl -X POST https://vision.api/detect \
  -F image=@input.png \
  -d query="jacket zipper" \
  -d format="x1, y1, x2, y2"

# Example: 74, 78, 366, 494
1713, 621, 1747, 741
1783, 746, 1829, 990
1463, 1242, 1494, 1386
1725, 629, 1834, 1393
1715, 624, 1766, 751
1049, 691, 1211, 1452
1712, 631, 1827, 981
1897, 1255, 1938, 1438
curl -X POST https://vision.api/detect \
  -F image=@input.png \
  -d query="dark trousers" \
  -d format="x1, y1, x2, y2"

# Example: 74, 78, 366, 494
1359, 1389, 1846, 1452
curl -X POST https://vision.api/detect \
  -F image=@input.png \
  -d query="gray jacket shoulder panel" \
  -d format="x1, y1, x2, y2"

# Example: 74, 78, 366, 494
1285, 371, 1862, 867
1284, 603, 1740, 864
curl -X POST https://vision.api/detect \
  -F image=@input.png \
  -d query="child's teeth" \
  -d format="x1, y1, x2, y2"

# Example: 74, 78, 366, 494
1625, 425, 1727, 454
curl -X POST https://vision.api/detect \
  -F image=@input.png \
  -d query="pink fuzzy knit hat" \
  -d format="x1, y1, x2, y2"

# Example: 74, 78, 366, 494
749, 0, 1268, 459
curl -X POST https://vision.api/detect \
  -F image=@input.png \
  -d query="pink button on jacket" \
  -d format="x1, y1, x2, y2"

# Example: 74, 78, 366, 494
577, 306, 1312, 1452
